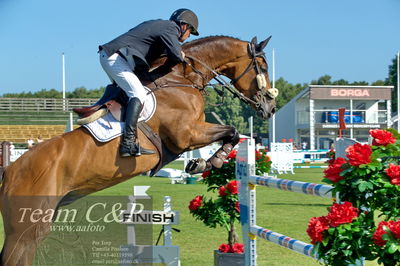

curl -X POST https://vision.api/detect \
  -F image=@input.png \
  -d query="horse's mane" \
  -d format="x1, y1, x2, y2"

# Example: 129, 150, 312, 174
182, 35, 244, 50
146, 35, 245, 78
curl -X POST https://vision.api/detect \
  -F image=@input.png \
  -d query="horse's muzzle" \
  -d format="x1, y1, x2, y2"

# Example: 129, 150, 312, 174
253, 89, 277, 119
257, 103, 276, 119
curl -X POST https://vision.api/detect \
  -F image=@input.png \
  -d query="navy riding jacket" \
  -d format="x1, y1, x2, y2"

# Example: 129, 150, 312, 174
100, 19, 184, 70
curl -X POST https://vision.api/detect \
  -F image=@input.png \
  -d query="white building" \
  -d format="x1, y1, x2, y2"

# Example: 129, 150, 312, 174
269, 85, 394, 150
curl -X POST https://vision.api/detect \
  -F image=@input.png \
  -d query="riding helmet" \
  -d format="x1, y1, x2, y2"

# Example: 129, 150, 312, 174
170, 8, 199, 36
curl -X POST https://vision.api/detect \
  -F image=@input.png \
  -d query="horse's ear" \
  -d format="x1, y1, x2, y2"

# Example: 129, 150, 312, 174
257, 36, 272, 51
251, 36, 258, 45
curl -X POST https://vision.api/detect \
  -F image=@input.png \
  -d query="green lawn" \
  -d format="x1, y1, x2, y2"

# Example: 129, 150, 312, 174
0, 162, 379, 265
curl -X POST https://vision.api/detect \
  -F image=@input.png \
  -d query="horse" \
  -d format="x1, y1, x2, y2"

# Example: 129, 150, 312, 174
0, 35, 277, 265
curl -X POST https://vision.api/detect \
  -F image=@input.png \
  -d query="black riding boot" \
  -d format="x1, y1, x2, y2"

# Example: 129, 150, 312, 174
119, 97, 155, 157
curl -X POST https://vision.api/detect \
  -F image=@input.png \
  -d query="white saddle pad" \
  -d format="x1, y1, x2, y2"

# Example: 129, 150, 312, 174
82, 87, 156, 142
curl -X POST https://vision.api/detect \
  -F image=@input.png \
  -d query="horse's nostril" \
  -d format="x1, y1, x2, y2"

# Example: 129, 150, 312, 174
271, 107, 276, 114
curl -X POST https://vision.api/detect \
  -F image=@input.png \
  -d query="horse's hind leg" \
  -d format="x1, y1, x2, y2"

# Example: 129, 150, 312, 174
1, 234, 40, 266
1, 197, 56, 266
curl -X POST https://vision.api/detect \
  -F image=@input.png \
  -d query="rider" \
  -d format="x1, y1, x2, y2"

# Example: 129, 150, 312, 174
98, 8, 199, 157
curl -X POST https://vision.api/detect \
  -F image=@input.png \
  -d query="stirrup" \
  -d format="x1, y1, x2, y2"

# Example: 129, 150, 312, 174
136, 145, 156, 156
119, 142, 155, 157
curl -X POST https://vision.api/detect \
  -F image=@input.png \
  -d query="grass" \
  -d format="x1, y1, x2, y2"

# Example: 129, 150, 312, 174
0, 162, 379, 265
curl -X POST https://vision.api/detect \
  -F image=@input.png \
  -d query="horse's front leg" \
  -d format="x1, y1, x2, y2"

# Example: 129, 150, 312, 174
184, 123, 240, 174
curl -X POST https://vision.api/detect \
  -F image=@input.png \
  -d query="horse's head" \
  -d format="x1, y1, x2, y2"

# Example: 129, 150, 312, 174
227, 36, 278, 119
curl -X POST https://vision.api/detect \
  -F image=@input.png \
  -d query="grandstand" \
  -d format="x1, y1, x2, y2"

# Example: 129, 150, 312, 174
0, 98, 97, 143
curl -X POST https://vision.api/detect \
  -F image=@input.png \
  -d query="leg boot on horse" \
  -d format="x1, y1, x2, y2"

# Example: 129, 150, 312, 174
119, 97, 155, 157
185, 126, 240, 174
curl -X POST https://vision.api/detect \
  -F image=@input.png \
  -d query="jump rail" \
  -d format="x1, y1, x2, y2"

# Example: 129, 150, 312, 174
235, 139, 334, 265
293, 165, 328, 169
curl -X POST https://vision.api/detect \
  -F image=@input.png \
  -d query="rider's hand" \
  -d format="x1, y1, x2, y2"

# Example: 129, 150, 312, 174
181, 51, 185, 59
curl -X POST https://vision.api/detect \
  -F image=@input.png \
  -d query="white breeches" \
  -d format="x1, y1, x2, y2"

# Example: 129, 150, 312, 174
99, 49, 146, 104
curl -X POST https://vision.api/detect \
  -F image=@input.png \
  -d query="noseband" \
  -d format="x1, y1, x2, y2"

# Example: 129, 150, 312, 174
231, 42, 279, 98
184, 41, 278, 111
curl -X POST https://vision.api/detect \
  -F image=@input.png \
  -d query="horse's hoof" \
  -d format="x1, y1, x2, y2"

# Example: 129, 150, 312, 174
185, 158, 207, 174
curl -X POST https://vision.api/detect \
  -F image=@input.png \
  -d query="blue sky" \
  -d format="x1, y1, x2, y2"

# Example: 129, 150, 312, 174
0, 0, 399, 94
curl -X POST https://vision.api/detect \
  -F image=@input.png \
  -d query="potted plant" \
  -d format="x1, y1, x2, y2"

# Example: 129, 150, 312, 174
307, 129, 400, 265
188, 147, 272, 265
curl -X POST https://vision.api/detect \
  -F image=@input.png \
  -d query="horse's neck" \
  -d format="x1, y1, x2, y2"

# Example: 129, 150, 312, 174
144, 37, 246, 87
185, 39, 246, 81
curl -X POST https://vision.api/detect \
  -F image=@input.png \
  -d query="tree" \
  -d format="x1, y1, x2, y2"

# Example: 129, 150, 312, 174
311, 75, 333, 85
274, 77, 307, 109
204, 88, 247, 133
67, 87, 105, 98
204, 81, 307, 135
386, 54, 399, 112
311, 75, 369, 86
371, 80, 386, 86
2, 87, 105, 99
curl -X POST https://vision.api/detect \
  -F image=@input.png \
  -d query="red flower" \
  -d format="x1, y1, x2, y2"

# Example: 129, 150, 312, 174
324, 157, 347, 183
219, 186, 227, 197
218, 243, 231, 253
256, 150, 270, 163
235, 201, 240, 213
226, 180, 238, 195
231, 243, 244, 253
227, 149, 237, 159
218, 243, 244, 253
202, 170, 211, 179
345, 143, 372, 166
307, 216, 329, 244
370, 129, 396, 146
188, 196, 203, 212
373, 221, 392, 246
389, 220, 400, 239
326, 201, 359, 227
385, 164, 400, 185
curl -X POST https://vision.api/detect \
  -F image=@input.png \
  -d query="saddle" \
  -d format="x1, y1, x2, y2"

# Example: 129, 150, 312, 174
73, 83, 129, 123
73, 83, 180, 176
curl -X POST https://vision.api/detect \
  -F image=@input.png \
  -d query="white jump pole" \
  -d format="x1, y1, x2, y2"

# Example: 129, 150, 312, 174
249, 116, 253, 140
62, 52, 66, 111
272, 48, 276, 144
397, 51, 399, 132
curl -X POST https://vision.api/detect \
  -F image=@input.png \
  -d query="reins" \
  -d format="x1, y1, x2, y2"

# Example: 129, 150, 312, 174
184, 55, 260, 106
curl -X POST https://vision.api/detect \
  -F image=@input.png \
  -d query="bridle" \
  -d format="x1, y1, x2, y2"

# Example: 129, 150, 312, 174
184, 41, 278, 110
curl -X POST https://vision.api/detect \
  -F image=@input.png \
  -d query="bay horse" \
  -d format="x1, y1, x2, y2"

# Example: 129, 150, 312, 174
0, 35, 277, 265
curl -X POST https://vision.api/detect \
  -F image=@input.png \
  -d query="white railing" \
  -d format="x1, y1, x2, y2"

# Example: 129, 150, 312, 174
0, 98, 98, 112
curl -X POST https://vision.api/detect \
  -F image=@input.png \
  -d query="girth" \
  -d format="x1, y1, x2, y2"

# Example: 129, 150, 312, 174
137, 122, 181, 176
